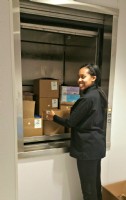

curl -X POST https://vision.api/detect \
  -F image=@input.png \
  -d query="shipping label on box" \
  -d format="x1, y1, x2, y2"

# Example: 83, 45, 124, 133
34, 118, 42, 128
52, 99, 58, 107
51, 81, 58, 90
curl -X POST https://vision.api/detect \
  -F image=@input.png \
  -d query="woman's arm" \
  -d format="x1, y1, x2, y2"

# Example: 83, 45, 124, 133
47, 97, 92, 128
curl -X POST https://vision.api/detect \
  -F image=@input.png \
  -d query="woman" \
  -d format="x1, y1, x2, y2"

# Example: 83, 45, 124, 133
47, 64, 107, 200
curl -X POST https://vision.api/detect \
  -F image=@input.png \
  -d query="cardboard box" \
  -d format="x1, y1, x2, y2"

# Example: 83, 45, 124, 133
60, 102, 74, 106
58, 106, 71, 133
34, 79, 59, 98
43, 120, 64, 135
23, 117, 43, 137
23, 92, 34, 101
60, 94, 80, 103
60, 104, 72, 112
43, 109, 70, 120
43, 109, 70, 135
102, 181, 126, 200
61, 86, 80, 95
23, 101, 35, 118
36, 97, 58, 115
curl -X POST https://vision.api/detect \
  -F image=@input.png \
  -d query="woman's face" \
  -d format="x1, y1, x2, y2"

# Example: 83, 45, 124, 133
78, 67, 96, 91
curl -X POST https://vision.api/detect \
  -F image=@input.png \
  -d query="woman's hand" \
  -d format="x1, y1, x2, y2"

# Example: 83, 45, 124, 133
46, 110, 55, 121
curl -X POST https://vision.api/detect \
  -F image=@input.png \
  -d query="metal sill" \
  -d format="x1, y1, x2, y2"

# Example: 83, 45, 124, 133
24, 132, 71, 143
18, 133, 71, 159
18, 146, 70, 159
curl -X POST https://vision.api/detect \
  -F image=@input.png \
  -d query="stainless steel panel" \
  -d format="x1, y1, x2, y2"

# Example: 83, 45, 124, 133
21, 27, 98, 86
18, 146, 69, 159
20, 0, 119, 17
20, 0, 105, 24
21, 23, 98, 37
101, 15, 112, 149
24, 140, 70, 151
12, 0, 24, 152
106, 15, 118, 148
24, 133, 71, 143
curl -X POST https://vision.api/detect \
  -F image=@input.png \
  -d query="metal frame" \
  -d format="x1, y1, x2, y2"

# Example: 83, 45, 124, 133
21, 22, 98, 37
106, 15, 118, 148
20, 0, 118, 16
15, 0, 119, 158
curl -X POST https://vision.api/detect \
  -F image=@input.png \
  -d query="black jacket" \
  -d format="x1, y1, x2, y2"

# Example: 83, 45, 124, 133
53, 85, 106, 160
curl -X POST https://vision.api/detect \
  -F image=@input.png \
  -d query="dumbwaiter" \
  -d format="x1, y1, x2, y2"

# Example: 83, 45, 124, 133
14, 0, 118, 157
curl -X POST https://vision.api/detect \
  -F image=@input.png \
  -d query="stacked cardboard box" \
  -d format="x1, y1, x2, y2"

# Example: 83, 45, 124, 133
59, 86, 80, 134
34, 79, 59, 116
23, 100, 43, 137
43, 109, 70, 135
23, 92, 34, 101
60, 86, 80, 105
33, 79, 60, 135
60, 104, 72, 133
60, 104, 72, 112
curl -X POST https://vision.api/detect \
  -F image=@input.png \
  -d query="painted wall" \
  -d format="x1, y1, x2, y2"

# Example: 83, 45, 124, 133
18, 0, 126, 199
0, 0, 18, 200
18, 154, 83, 200
102, 0, 126, 183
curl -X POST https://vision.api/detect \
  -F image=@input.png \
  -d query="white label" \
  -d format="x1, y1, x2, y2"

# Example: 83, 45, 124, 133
62, 87, 67, 94
52, 99, 58, 107
61, 95, 67, 102
34, 119, 42, 129
51, 81, 58, 90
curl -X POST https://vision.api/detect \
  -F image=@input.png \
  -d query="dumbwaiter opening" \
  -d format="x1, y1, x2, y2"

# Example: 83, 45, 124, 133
17, 0, 114, 156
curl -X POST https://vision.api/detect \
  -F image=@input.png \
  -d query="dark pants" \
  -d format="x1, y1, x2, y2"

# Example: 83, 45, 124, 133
77, 159, 102, 200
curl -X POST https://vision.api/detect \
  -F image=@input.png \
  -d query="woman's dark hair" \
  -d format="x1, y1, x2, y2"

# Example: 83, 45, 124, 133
80, 63, 108, 108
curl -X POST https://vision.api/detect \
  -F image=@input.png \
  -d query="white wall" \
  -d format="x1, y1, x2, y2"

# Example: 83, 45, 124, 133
102, 0, 126, 184
18, 0, 126, 200
0, 0, 18, 200
18, 154, 83, 200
